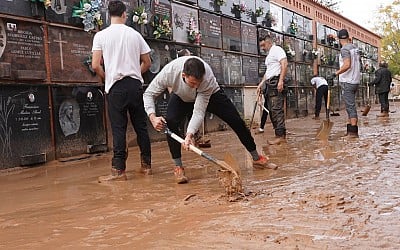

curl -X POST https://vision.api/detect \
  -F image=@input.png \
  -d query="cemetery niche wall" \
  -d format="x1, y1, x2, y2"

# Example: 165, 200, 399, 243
0, 85, 52, 169
0, 18, 46, 81
52, 85, 106, 158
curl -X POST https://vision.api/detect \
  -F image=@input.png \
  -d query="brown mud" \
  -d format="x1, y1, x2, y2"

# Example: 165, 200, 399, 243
1, 104, 400, 249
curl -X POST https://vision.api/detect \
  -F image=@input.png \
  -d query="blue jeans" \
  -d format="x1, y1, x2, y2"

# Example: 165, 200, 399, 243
107, 77, 151, 170
341, 82, 359, 119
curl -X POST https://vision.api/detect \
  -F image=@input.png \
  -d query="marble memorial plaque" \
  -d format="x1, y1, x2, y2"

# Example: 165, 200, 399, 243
255, 0, 270, 26
148, 0, 172, 40
241, 22, 257, 54
223, 53, 242, 86
222, 87, 244, 117
48, 26, 98, 83
221, 17, 241, 52
219, 0, 236, 18
45, 0, 82, 27
171, 3, 199, 44
174, 44, 200, 57
52, 85, 106, 158
200, 47, 224, 84
258, 57, 266, 78
0, 85, 52, 169
269, 2, 282, 32
199, 11, 222, 48
238, 0, 255, 23
242, 56, 259, 85
0, 0, 43, 18
0, 18, 46, 81
197, 0, 214, 12
143, 41, 175, 85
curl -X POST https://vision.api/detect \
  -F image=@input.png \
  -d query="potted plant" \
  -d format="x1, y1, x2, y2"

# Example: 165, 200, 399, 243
72, 0, 103, 32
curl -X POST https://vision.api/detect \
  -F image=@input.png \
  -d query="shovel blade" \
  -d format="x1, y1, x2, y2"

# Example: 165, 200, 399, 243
316, 120, 334, 140
362, 104, 371, 116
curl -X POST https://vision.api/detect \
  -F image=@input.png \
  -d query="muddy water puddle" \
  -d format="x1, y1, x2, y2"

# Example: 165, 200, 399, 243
1, 107, 400, 249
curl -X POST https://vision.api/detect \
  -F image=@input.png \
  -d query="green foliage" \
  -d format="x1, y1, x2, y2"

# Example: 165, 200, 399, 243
374, 0, 400, 75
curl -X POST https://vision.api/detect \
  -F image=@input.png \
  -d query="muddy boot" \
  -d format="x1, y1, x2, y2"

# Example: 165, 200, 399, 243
174, 166, 188, 184
376, 112, 389, 117
140, 160, 153, 175
268, 136, 286, 145
347, 125, 359, 138
98, 168, 127, 182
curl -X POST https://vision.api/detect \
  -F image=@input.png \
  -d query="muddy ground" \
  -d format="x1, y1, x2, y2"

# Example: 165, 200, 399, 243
1, 104, 399, 249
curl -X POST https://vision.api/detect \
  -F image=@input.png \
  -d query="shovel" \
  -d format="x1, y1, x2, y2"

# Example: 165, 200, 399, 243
249, 93, 260, 130
316, 88, 333, 140
165, 128, 243, 194
362, 83, 371, 116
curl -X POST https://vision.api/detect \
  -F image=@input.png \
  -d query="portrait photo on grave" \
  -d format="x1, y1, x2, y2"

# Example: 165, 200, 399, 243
58, 99, 80, 136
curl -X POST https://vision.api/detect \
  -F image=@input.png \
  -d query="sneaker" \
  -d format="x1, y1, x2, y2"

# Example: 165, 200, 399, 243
253, 155, 276, 169
267, 136, 286, 145
98, 168, 127, 182
174, 167, 188, 184
255, 128, 264, 134
312, 116, 320, 120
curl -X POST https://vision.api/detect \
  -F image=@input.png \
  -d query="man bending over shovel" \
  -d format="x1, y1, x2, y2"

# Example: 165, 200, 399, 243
143, 56, 272, 184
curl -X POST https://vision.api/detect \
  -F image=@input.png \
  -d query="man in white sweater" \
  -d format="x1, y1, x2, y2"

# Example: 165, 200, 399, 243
144, 56, 271, 183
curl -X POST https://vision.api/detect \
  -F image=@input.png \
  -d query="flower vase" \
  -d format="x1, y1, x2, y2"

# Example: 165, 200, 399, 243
214, 4, 221, 13
235, 11, 241, 19
263, 19, 271, 28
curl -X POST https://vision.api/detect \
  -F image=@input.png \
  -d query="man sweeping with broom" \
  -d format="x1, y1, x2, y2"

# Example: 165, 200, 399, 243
143, 56, 273, 184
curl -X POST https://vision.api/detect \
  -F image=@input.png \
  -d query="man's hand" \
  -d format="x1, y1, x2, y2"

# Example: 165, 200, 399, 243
149, 114, 166, 132
256, 82, 263, 95
277, 80, 284, 92
183, 133, 194, 151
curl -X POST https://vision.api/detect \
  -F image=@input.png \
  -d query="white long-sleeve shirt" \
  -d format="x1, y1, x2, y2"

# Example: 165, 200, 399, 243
143, 56, 220, 135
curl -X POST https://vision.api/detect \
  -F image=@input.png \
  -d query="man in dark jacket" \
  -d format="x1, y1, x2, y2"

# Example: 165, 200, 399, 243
371, 61, 392, 117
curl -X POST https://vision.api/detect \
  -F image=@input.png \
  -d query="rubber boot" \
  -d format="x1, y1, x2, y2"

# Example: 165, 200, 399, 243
347, 125, 359, 138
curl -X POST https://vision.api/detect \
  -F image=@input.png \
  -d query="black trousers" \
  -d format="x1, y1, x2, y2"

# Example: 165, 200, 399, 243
166, 90, 256, 160
378, 92, 389, 112
315, 85, 328, 117
260, 94, 268, 129
266, 77, 286, 137
107, 77, 151, 170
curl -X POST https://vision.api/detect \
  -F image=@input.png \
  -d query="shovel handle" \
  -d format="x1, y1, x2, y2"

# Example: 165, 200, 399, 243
165, 128, 217, 163
326, 88, 331, 120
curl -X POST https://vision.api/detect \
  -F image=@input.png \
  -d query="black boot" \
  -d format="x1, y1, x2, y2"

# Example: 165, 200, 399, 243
347, 125, 359, 138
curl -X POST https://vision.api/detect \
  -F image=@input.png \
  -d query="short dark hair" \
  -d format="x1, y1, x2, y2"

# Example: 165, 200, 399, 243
108, 0, 126, 17
258, 34, 272, 42
183, 58, 205, 80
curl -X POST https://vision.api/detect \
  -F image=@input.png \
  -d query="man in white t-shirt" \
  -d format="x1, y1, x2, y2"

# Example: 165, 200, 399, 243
310, 75, 329, 119
257, 34, 288, 145
91, 0, 152, 181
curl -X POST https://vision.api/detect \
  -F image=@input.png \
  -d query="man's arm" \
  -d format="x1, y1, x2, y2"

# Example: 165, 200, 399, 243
92, 50, 105, 82
140, 52, 151, 74
335, 57, 351, 76
278, 58, 288, 92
